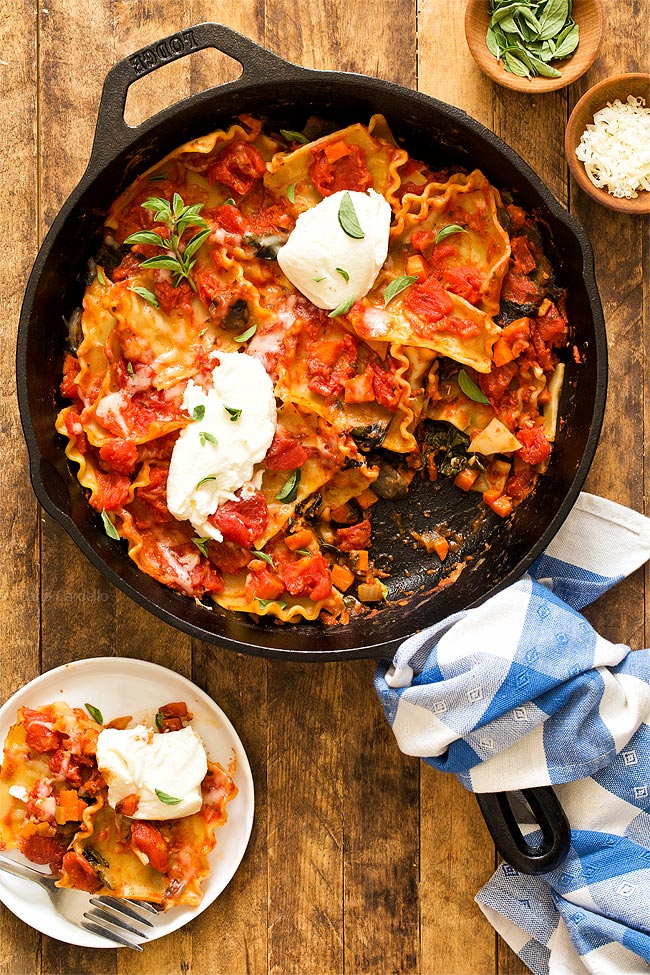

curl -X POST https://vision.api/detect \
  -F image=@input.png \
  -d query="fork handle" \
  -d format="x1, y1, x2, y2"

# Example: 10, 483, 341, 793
0, 854, 50, 885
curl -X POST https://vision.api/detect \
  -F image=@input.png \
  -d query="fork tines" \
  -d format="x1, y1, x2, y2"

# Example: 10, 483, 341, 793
82, 897, 160, 950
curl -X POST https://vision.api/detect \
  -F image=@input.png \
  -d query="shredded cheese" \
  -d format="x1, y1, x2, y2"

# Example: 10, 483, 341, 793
575, 95, 650, 199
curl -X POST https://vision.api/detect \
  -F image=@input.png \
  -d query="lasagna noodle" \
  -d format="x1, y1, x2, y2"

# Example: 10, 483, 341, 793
264, 117, 408, 212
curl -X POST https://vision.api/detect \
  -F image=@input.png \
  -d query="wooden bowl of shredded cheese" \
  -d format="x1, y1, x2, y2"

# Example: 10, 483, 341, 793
566, 73, 650, 213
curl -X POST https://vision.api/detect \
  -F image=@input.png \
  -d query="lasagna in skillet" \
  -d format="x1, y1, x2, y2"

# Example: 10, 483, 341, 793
57, 114, 568, 625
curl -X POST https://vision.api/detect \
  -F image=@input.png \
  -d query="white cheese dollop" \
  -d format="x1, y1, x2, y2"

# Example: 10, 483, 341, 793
96, 724, 208, 820
166, 351, 277, 541
277, 189, 391, 310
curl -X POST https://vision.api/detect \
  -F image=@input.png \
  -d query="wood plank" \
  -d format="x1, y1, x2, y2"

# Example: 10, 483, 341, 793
417, 3, 499, 971
342, 660, 420, 975
37, 0, 118, 969
0, 0, 42, 962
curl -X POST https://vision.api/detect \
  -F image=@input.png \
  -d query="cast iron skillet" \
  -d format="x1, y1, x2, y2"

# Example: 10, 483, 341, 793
17, 24, 606, 874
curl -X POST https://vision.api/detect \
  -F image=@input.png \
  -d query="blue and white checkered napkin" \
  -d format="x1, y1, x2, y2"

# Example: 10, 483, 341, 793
374, 492, 650, 975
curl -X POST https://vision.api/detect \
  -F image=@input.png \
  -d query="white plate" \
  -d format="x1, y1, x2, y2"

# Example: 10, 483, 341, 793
0, 657, 254, 948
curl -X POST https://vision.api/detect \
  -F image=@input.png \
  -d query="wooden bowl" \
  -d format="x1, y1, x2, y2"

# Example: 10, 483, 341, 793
565, 73, 650, 213
464, 0, 604, 93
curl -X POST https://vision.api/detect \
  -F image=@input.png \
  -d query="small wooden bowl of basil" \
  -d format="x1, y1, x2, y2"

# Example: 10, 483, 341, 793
464, 0, 604, 93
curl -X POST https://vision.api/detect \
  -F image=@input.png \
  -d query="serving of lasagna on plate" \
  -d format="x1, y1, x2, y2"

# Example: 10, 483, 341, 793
56, 113, 569, 626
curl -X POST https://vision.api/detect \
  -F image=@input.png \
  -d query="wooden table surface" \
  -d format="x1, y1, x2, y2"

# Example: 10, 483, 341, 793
1, 2, 648, 973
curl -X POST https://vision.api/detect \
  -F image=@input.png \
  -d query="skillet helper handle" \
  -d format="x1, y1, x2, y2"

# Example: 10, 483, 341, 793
475, 786, 571, 875
88, 23, 302, 168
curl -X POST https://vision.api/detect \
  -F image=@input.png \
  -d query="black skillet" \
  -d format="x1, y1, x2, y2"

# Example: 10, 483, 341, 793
17, 24, 606, 875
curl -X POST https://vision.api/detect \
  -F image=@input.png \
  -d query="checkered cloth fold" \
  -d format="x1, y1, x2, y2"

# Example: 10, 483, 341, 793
374, 493, 650, 975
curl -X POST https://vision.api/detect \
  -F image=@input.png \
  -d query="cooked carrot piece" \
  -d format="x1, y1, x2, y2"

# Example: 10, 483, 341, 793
285, 528, 316, 551
454, 467, 480, 491
330, 564, 355, 592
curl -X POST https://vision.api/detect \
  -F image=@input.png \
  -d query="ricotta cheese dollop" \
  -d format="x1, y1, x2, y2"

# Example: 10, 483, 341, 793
277, 189, 391, 310
96, 724, 208, 820
166, 351, 277, 541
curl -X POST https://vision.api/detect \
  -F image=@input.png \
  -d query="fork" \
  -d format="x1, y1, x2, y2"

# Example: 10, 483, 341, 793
0, 854, 159, 950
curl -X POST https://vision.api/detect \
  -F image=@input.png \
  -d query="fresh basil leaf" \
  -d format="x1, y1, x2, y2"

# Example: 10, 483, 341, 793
224, 406, 242, 421
155, 789, 182, 805
155, 711, 164, 730
141, 196, 171, 214
85, 703, 103, 725
256, 597, 288, 610
123, 230, 167, 247
313, 276, 325, 283
139, 255, 183, 272
338, 192, 365, 239
327, 295, 355, 318
295, 548, 312, 556
287, 184, 296, 204
251, 550, 275, 567
127, 361, 134, 376
526, 52, 561, 76
336, 267, 350, 282
383, 274, 418, 306
223, 198, 236, 206
196, 475, 216, 489
458, 369, 490, 404
234, 323, 258, 343
172, 192, 184, 218
192, 537, 210, 557
199, 326, 209, 337
96, 267, 106, 286
101, 510, 120, 541
503, 51, 531, 77
280, 129, 309, 145
553, 22, 579, 59
486, 24, 502, 58
199, 432, 218, 448
490, 3, 525, 26
276, 469, 301, 502
191, 405, 206, 422
183, 228, 211, 262
130, 286, 159, 308
538, 0, 570, 41
435, 224, 467, 244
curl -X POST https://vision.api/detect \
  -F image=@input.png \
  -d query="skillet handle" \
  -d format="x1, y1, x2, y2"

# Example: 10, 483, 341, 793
475, 786, 571, 875
88, 23, 303, 168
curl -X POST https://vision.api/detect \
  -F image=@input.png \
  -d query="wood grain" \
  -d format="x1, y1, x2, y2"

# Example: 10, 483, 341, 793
0, 2, 648, 974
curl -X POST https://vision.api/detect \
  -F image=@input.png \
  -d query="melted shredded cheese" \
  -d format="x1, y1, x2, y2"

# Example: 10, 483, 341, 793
575, 95, 650, 199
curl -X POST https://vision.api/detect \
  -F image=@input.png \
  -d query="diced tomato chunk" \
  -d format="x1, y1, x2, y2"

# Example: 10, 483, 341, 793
21, 834, 68, 874
137, 466, 170, 518
265, 433, 309, 470
335, 519, 372, 552
245, 565, 286, 602
308, 141, 373, 197
48, 748, 83, 787
116, 793, 140, 816
208, 541, 250, 575
405, 277, 454, 322
207, 141, 267, 195
130, 822, 169, 872
61, 851, 101, 892
209, 491, 268, 546
478, 362, 518, 404
60, 354, 81, 399
90, 469, 131, 511
535, 301, 568, 349
99, 438, 138, 476
371, 364, 401, 410
516, 426, 551, 465
506, 467, 535, 500
441, 265, 483, 305
282, 555, 332, 601
510, 236, 537, 275
22, 708, 61, 752
307, 333, 358, 398
154, 278, 195, 316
